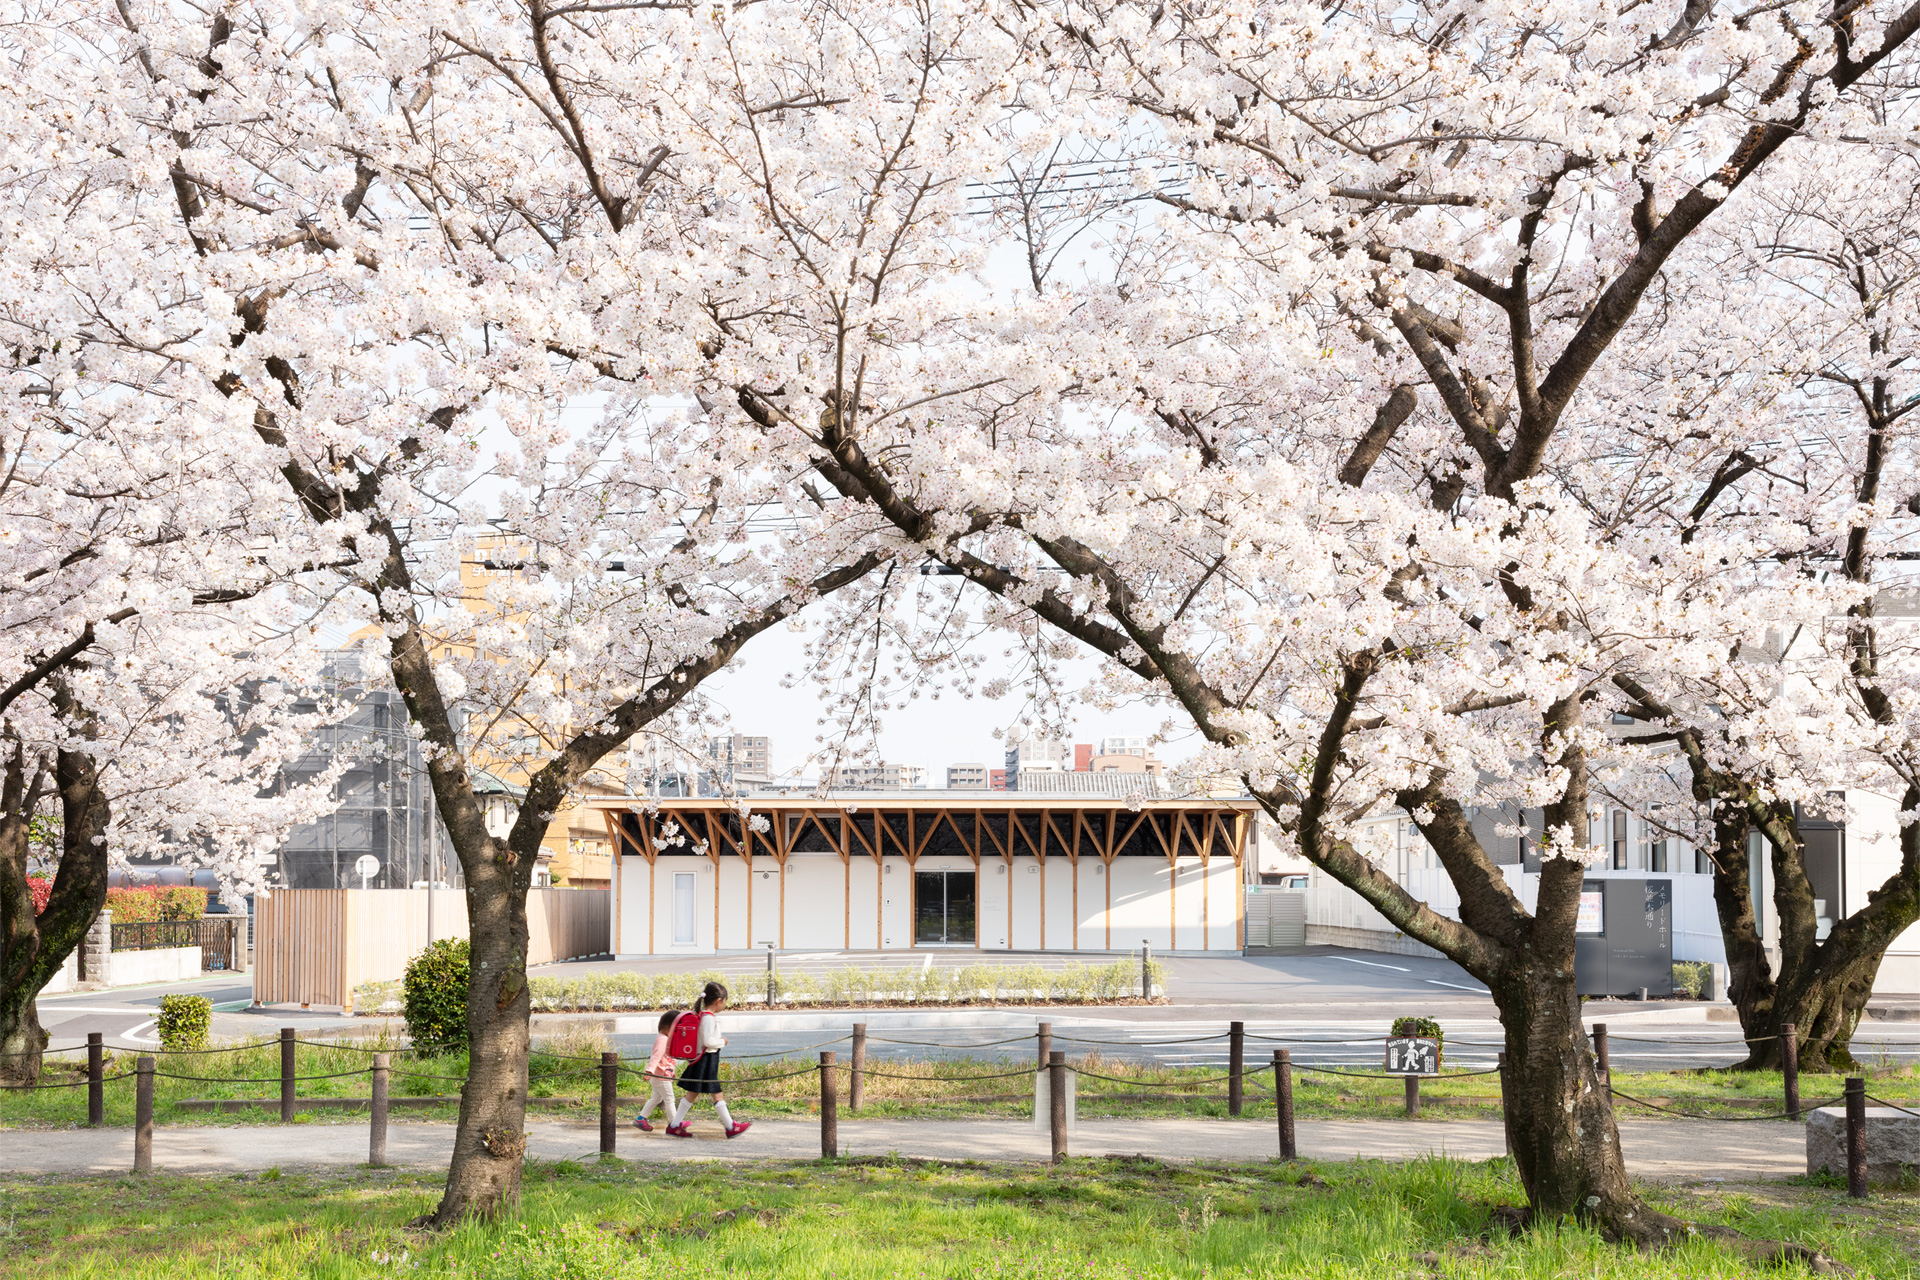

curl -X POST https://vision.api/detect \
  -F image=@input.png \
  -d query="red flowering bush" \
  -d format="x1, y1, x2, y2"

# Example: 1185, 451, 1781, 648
104, 885, 209, 923
27, 875, 53, 916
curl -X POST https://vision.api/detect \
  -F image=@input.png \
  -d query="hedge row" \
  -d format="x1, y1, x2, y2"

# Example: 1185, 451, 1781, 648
353, 958, 1164, 1014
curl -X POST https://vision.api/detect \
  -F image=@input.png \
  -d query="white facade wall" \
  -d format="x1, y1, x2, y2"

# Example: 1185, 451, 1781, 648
613, 847, 1244, 956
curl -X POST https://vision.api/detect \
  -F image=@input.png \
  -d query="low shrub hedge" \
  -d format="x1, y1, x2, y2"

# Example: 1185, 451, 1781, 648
403, 938, 471, 1053
353, 957, 1165, 1015
157, 994, 211, 1052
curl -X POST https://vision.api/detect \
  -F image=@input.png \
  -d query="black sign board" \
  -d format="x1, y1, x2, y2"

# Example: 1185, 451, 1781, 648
1384, 1036, 1440, 1076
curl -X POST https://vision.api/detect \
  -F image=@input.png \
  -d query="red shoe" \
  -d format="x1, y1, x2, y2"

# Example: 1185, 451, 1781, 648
633, 1116, 654, 1132
724, 1121, 752, 1139
665, 1123, 692, 1138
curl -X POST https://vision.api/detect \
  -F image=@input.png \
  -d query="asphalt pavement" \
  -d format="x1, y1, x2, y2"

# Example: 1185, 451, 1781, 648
28, 947, 1920, 1073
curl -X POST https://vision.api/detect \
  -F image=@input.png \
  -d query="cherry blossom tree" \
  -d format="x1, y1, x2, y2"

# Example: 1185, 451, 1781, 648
1599, 126, 1920, 1071
780, 0, 1920, 1250
14, 0, 933, 1222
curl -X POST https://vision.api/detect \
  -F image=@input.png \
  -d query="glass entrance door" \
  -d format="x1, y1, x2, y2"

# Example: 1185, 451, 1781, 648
913, 870, 977, 945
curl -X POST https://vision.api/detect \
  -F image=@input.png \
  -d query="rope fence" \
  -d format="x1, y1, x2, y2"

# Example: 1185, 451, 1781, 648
5, 1018, 1916, 1187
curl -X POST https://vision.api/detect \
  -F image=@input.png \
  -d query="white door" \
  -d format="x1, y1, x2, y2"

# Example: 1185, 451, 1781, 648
672, 872, 696, 946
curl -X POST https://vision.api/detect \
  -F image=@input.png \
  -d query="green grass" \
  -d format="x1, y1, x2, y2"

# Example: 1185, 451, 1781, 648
1, 1155, 1915, 1278
5, 1031, 1917, 1128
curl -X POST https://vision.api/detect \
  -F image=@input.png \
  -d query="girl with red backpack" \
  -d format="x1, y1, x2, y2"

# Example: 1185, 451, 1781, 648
666, 980, 750, 1139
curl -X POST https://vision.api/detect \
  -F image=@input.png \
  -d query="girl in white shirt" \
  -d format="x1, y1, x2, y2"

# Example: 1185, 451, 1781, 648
667, 980, 751, 1138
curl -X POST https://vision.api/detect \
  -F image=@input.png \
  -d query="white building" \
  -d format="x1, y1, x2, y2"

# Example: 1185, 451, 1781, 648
828, 762, 928, 790
597, 795, 1256, 954
946, 763, 991, 789
1301, 799, 1920, 994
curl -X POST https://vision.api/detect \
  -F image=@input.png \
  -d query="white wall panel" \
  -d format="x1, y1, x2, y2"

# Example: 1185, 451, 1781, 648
980, 859, 1011, 949
1109, 857, 1171, 952
1044, 857, 1076, 949
1010, 855, 1043, 949
783, 854, 847, 950
879, 859, 910, 948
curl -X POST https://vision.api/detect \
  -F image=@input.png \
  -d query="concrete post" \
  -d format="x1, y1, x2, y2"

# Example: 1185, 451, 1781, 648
369, 1053, 390, 1167
820, 1051, 838, 1159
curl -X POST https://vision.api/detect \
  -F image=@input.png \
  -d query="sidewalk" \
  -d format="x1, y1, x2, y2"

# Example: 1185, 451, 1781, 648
0, 1117, 1805, 1181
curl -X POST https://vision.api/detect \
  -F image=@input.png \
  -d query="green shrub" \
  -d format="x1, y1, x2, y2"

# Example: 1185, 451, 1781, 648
1671, 960, 1710, 1000
403, 938, 471, 1054
156, 994, 211, 1052
1390, 1015, 1444, 1068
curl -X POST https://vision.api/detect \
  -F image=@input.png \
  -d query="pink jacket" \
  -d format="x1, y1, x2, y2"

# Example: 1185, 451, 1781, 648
646, 1033, 673, 1078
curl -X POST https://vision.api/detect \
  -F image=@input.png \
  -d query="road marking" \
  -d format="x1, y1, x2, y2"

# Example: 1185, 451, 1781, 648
1425, 979, 1489, 993
1332, 957, 1410, 972
125, 1020, 160, 1046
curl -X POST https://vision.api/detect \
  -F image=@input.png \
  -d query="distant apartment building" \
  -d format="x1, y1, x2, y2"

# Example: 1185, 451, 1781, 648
828, 762, 928, 790
1099, 736, 1149, 758
989, 769, 1009, 790
947, 763, 990, 789
1003, 738, 1067, 789
704, 734, 773, 794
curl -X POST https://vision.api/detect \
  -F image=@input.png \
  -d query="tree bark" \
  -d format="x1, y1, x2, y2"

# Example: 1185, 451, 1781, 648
0, 742, 112, 1086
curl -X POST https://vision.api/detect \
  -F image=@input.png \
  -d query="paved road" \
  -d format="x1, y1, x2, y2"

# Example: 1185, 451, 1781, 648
0, 1116, 1811, 1182
32, 947, 1920, 1072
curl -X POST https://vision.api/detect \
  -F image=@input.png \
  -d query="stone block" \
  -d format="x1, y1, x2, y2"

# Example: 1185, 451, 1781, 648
1806, 1105, 1920, 1186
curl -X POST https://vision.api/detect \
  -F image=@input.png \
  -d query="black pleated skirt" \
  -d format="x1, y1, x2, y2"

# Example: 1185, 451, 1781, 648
679, 1050, 723, 1094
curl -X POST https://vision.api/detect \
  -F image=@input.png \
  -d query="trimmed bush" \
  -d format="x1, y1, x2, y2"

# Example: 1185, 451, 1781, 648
403, 938, 471, 1054
1390, 1015, 1444, 1067
157, 994, 211, 1052
1672, 960, 1711, 1000
105, 885, 209, 924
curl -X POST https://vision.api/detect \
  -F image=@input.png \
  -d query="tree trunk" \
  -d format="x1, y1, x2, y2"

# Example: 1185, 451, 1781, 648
1492, 953, 1682, 1239
419, 845, 533, 1224
0, 744, 111, 1086
1705, 790, 1920, 1073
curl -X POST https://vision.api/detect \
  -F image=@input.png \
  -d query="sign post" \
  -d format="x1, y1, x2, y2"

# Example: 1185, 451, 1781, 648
354, 854, 380, 890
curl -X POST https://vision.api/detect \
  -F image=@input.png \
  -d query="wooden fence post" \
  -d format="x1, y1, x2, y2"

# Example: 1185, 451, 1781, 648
600, 1052, 619, 1156
87, 1032, 103, 1127
1404, 1072, 1420, 1118
1781, 1023, 1800, 1120
280, 1028, 296, 1123
1048, 1050, 1068, 1164
1845, 1076, 1868, 1199
133, 1056, 154, 1174
1037, 1021, 1052, 1072
1228, 1021, 1244, 1117
820, 1051, 838, 1159
850, 1023, 866, 1112
369, 1053, 389, 1167
1274, 1049, 1296, 1160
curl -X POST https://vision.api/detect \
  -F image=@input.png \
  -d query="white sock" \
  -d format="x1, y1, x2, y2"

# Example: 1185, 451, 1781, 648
714, 1099, 734, 1126
673, 1097, 696, 1126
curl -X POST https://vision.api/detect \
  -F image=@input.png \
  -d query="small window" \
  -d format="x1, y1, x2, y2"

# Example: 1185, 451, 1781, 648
1650, 840, 1667, 873
1696, 848, 1712, 875
1612, 811, 1628, 870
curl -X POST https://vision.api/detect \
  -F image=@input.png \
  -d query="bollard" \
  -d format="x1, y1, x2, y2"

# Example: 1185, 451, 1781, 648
1228, 1021, 1245, 1117
87, 1032, 104, 1127
1037, 1021, 1052, 1072
134, 1056, 154, 1174
1496, 1052, 1510, 1157
1141, 942, 1152, 999
1781, 1023, 1800, 1120
1404, 1072, 1420, 1118
1592, 1023, 1609, 1084
600, 1052, 619, 1156
1274, 1049, 1296, 1160
1048, 1050, 1068, 1164
850, 1023, 867, 1112
280, 1027, 296, 1123
370, 1053, 390, 1167
1845, 1076, 1868, 1199
820, 1051, 839, 1159
767, 944, 777, 1006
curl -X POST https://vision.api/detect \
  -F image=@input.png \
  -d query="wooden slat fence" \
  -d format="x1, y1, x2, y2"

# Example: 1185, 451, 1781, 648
253, 888, 609, 1010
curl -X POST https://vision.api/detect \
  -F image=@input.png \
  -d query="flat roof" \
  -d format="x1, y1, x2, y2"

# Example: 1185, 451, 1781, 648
588, 794, 1261, 811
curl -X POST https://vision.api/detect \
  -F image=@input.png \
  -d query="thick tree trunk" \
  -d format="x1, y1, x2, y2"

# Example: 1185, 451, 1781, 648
0, 745, 111, 1086
420, 846, 533, 1224
1492, 953, 1683, 1240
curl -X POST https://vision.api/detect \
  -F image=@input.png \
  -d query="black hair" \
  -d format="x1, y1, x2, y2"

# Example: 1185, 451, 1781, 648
657, 1010, 678, 1033
695, 980, 729, 1012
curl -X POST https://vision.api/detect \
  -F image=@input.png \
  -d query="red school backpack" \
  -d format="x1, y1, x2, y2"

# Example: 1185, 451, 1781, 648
667, 1010, 709, 1061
